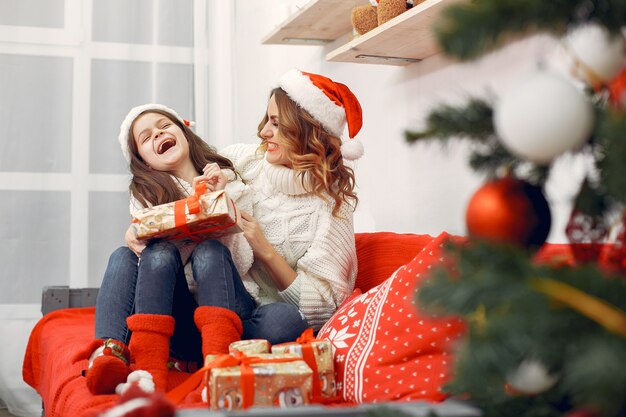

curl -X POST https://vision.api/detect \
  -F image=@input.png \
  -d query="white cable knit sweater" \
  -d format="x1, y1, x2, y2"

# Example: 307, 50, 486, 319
220, 143, 358, 330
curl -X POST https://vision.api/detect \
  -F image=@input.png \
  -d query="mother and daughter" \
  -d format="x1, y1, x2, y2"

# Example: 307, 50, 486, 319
85, 69, 364, 396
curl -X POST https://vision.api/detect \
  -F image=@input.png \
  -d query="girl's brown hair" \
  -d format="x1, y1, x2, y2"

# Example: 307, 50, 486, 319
257, 88, 358, 216
126, 109, 234, 207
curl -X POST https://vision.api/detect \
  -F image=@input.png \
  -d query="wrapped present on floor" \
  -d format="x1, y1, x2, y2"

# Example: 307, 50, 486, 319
229, 339, 271, 356
271, 328, 336, 402
131, 182, 240, 241
205, 352, 312, 411
165, 352, 312, 410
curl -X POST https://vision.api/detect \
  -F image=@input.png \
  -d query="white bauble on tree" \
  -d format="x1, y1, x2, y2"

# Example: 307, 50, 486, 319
494, 70, 594, 165
506, 359, 559, 395
566, 22, 626, 87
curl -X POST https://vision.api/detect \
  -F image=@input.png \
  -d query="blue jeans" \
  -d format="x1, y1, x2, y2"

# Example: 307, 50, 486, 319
95, 239, 308, 363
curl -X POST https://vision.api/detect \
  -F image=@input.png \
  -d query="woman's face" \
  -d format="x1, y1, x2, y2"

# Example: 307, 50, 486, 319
132, 112, 190, 172
260, 94, 292, 168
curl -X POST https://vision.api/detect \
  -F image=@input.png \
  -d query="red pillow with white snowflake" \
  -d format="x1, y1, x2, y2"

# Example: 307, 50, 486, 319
318, 232, 466, 404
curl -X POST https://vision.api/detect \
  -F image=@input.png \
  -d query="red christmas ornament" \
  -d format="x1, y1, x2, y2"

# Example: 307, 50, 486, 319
466, 176, 552, 248
565, 209, 608, 263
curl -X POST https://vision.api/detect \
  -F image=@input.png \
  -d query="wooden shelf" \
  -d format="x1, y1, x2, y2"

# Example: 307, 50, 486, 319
326, 0, 459, 66
262, 0, 369, 45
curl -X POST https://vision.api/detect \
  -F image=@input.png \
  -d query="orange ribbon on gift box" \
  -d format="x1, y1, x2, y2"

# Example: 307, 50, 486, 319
171, 181, 237, 242
166, 350, 304, 409
273, 328, 337, 404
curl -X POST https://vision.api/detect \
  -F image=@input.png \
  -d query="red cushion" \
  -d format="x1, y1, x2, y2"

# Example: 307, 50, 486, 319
319, 232, 465, 404
354, 232, 435, 292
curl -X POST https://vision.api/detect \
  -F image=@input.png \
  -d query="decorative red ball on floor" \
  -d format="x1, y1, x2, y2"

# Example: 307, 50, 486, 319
466, 176, 551, 248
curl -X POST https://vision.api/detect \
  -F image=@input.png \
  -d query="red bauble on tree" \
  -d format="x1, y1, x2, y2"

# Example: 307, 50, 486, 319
466, 176, 552, 248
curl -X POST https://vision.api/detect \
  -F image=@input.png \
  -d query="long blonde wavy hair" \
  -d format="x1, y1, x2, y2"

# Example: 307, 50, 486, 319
257, 88, 358, 217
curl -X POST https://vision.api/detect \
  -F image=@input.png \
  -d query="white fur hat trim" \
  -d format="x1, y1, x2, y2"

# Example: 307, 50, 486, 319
278, 69, 347, 138
341, 138, 365, 161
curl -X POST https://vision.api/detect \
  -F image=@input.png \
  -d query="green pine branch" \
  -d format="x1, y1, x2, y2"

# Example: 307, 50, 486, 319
417, 240, 626, 416
405, 98, 494, 143
404, 98, 512, 176
595, 108, 626, 205
436, 0, 626, 61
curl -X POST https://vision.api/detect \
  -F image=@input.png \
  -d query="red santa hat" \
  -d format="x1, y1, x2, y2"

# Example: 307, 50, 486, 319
278, 69, 364, 160
118, 103, 195, 163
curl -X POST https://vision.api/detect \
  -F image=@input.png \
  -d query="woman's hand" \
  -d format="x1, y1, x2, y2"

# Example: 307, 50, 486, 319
125, 224, 146, 257
192, 162, 228, 192
240, 211, 274, 262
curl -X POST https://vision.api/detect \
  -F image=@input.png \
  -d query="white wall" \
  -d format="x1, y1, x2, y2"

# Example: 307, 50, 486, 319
230, 0, 586, 242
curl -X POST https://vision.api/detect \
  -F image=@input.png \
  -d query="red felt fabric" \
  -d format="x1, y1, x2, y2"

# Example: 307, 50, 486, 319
23, 308, 119, 417
23, 308, 210, 417
354, 232, 435, 292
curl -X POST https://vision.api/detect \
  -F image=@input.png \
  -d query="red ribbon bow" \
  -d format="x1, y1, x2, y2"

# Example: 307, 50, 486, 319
171, 182, 237, 242
275, 328, 323, 402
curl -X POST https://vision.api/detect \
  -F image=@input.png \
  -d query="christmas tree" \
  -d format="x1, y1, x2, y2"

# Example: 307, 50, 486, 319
405, 1, 626, 416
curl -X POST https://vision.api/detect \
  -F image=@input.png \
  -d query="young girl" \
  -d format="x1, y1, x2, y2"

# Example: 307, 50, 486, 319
86, 104, 252, 395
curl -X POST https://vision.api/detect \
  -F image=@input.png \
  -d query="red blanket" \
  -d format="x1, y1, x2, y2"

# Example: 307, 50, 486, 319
22, 307, 209, 417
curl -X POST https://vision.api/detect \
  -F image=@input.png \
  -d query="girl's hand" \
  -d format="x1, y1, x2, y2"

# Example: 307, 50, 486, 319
203, 163, 228, 191
239, 211, 274, 262
125, 224, 146, 257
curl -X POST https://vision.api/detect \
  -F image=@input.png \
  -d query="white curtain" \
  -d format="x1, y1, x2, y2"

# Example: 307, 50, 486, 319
0, 1, 233, 415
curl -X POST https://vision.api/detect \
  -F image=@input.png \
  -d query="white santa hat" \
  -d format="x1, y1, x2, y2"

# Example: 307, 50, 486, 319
278, 69, 364, 160
118, 103, 195, 163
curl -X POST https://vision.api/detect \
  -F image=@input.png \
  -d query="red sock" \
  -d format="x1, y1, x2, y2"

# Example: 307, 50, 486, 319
194, 306, 243, 357
183, 306, 243, 404
85, 339, 131, 395
127, 314, 175, 392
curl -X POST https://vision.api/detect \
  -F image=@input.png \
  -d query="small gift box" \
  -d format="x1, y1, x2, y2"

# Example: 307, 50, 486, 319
229, 339, 271, 356
206, 352, 312, 411
131, 182, 240, 241
271, 328, 336, 401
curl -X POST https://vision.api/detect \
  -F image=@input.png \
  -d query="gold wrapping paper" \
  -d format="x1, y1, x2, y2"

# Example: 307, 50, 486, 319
229, 339, 271, 355
207, 353, 312, 411
271, 338, 336, 399
131, 189, 240, 241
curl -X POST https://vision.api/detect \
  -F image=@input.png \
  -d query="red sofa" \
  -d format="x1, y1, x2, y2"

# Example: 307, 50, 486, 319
23, 232, 502, 416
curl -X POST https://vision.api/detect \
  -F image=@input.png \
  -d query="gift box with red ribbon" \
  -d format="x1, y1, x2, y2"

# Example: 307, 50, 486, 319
131, 182, 240, 242
166, 351, 312, 411
271, 328, 337, 402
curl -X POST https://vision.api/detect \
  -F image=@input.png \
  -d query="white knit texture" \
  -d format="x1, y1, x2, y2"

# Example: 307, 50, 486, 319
221, 143, 358, 330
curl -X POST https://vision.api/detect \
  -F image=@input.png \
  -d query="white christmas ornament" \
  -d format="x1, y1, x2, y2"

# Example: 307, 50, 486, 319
507, 359, 558, 395
566, 23, 626, 85
494, 70, 594, 165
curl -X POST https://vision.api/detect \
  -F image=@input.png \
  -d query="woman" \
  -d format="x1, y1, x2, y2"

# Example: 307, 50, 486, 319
225, 68, 363, 335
